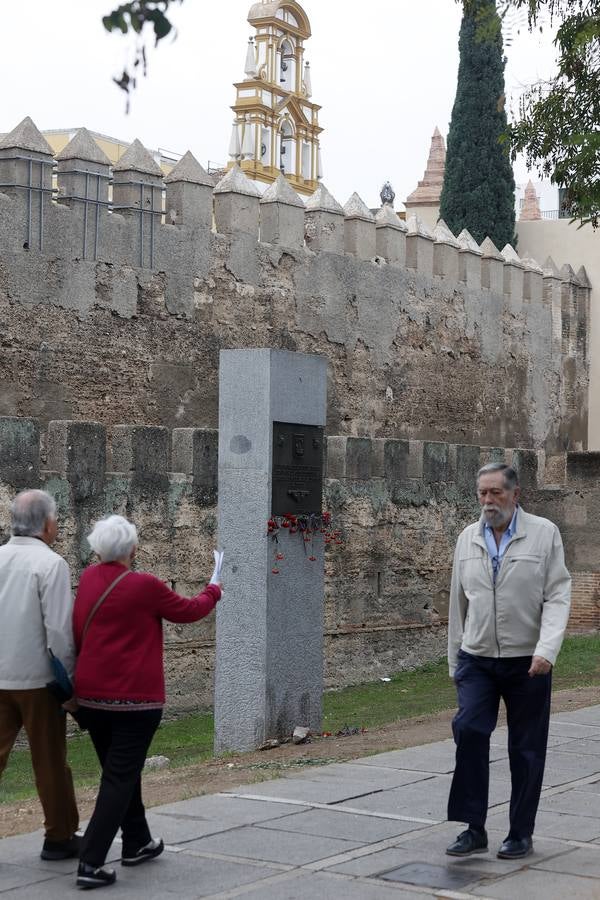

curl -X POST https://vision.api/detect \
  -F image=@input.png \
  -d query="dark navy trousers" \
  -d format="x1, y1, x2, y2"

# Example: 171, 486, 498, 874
447, 650, 552, 840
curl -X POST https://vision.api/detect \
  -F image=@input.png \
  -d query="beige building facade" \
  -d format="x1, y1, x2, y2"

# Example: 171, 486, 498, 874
517, 218, 600, 448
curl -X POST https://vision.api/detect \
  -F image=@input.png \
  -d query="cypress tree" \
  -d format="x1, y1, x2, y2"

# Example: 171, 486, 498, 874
439, 0, 516, 249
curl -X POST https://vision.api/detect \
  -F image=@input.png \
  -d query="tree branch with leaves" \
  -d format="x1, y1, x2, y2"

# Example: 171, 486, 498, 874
102, 1, 183, 105
465, 0, 600, 227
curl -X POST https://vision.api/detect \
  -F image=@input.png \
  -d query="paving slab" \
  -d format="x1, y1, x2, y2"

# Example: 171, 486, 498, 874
538, 787, 600, 818
545, 749, 600, 773
217, 869, 426, 899
538, 734, 582, 749
393, 821, 570, 873
145, 810, 243, 844
4, 702, 600, 898
184, 824, 361, 866
336, 775, 451, 820
534, 846, 600, 878
257, 808, 423, 843
0, 830, 119, 871
228, 777, 401, 805
377, 859, 496, 892
352, 740, 457, 773
325, 845, 421, 877
293, 762, 432, 788
149, 794, 300, 824
549, 722, 600, 739
472, 867, 600, 899
551, 708, 600, 726
555, 739, 600, 758
0, 870, 78, 899
491, 751, 600, 787
487, 808, 600, 841
573, 778, 600, 795
0, 864, 56, 892
120, 851, 282, 898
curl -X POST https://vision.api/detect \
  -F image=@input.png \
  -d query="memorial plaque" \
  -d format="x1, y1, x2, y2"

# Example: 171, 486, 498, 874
272, 422, 324, 515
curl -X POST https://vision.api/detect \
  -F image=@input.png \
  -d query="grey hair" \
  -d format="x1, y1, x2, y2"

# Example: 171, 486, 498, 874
87, 515, 138, 562
11, 489, 57, 537
477, 463, 519, 490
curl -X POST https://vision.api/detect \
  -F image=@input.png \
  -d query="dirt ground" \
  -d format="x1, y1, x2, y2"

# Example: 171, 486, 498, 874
1, 686, 598, 840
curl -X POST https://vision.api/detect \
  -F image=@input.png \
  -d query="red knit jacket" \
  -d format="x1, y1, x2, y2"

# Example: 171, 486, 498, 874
73, 562, 221, 704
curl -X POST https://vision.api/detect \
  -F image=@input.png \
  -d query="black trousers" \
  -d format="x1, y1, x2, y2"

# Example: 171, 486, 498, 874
77, 707, 162, 868
447, 651, 552, 840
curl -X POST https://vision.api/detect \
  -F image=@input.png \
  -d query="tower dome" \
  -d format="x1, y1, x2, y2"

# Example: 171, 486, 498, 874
227, 0, 322, 196
247, 2, 311, 38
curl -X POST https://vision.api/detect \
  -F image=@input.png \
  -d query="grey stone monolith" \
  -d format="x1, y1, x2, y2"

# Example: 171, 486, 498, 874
215, 349, 328, 753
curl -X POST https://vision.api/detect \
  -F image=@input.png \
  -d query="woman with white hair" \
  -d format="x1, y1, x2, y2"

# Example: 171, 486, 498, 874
72, 515, 221, 891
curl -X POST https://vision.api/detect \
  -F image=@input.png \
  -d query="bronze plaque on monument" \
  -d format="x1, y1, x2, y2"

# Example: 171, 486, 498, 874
272, 422, 324, 515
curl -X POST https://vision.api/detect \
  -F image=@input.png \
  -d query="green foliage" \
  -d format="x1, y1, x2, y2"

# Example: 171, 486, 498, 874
509, 2, 600, 227
102, 1, 178, 41
440, 0, 516, 249
466, 0, 600, 228
102, 1, 182, 103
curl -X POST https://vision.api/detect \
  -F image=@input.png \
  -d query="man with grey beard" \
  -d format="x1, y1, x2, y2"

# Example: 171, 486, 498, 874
445, 463, 571, 862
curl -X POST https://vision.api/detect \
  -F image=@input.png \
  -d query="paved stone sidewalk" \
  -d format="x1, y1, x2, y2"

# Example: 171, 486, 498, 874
4, 705, 600, 898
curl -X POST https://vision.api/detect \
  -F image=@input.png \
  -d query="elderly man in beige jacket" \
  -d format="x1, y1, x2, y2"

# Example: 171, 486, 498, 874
0, 489, 79, 860
446, 463, 571, 862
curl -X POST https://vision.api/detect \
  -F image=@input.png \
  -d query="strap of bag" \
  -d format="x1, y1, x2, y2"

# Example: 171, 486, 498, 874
81, 570, 130, 644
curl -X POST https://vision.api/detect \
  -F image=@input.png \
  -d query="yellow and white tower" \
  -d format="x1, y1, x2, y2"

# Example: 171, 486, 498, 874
227, 0, 323, 196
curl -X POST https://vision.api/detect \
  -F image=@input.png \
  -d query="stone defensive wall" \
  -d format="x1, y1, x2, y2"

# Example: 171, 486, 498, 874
1, 415, 597, 713
0, 119, 592, 455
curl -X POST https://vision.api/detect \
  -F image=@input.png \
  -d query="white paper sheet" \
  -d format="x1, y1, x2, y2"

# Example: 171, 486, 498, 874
210, 550, 224, 585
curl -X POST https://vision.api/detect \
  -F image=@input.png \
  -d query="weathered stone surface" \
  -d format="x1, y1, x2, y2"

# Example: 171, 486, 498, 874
113, 138, 163, 176
433, 220, 459, 247
305, 182, 344, 214
55, 128, 111, 165
0, 116, 53, 154
261, 173, 304, 207
112, 425, 170, 487
172, 428, 218, 506
164, 150, 214, 186
47, 420, 106, 501
0, 417, 40, 489
214, 164, 262, 197
344, 193, 375, 222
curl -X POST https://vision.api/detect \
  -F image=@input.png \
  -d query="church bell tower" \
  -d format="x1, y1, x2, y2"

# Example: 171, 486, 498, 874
228, 1, 323, 196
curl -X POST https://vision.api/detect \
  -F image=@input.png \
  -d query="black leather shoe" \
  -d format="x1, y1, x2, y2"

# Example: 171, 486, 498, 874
446, 827, 488, 856
497, 836, 533, 859
41, 835, 81, 860
76, 862, 117, 890
121, 838, 164, 867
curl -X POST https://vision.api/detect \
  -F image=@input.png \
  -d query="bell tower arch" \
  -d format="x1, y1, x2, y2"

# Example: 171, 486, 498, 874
227, 1, 323, 196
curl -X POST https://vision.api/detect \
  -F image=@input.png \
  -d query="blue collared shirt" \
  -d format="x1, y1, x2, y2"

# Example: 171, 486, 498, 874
484, 506, 519, 583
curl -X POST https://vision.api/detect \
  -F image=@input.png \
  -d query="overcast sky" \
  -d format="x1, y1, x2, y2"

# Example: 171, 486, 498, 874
2, 0, 558, 209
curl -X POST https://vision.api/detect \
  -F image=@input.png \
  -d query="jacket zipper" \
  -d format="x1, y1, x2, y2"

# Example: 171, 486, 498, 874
493, 579, 500, 656
492, 534, 522, 657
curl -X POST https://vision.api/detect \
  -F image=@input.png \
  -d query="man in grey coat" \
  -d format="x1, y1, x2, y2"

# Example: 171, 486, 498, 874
446, 463, 571, 861
0, 490, 79, 859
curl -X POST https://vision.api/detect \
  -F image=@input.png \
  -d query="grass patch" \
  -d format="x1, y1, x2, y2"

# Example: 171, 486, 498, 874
2, 633, 600, 805
553, 633, 600, 689
322, 658, 456, 733
0, 714, 215, 806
